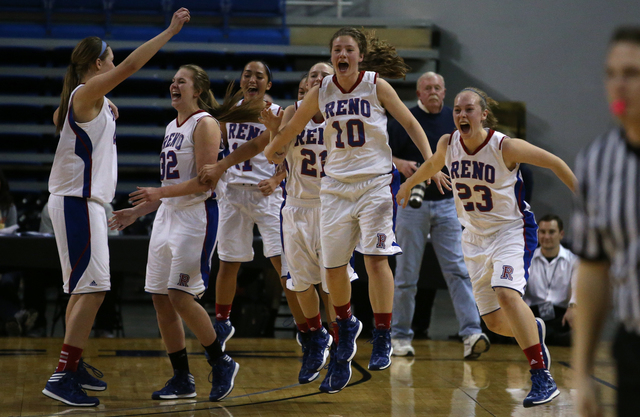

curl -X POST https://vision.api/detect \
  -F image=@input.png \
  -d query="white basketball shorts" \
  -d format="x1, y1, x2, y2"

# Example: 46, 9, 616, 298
320, 170, 402, 269
217, 184, 284, 263
48, 194, 110, 294
145, 199, 218, 299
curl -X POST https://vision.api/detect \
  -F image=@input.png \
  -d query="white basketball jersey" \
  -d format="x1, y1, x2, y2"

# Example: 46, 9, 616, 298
285, 100, 326, 199
445, 129, 532, 236
225, 100, 281, 185
318, 71, 392, 182
160, 110, 213, 207
49, 85, 117, 204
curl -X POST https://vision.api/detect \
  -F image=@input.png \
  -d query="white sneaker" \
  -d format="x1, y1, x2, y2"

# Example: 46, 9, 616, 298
391, 339, 415, 356
463, 333, 490, 359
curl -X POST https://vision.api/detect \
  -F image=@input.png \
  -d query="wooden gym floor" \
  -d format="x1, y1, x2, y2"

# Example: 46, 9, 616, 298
0, 337, 617, 417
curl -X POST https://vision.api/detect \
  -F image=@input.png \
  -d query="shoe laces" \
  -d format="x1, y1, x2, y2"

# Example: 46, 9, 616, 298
530, 369, 551, 391
368, 330, 391, 356
208, 356, 230, 383
80, 360, 104, 378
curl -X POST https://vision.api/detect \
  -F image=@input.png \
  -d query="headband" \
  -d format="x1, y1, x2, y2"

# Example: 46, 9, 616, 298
99, 41, 107, 58
460, 88, 487, 107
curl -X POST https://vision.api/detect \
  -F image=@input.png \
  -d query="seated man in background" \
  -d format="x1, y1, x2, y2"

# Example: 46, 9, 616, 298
524, 214, 578, 346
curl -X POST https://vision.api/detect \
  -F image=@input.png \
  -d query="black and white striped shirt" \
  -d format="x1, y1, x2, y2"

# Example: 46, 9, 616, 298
572, 127, 640, 335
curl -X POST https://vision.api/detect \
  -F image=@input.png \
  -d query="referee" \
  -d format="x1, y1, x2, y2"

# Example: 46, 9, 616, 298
572, 26, 640, 417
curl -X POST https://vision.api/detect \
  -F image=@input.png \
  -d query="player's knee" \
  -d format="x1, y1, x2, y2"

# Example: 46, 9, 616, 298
495, 287, 519, 309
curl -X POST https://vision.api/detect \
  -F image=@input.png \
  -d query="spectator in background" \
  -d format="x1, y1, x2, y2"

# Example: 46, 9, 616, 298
524, 214, 577, 346
388, 72, 488, 359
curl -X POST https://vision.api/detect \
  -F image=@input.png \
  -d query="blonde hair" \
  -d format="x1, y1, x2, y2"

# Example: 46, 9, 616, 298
458, 87, 499, 128
56, 36, 110, 134
180, 64, 261, 124
329, 27, 410, 79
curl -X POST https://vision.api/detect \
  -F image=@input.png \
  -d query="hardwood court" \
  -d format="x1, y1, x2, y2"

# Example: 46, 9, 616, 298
0, 337, 617, 417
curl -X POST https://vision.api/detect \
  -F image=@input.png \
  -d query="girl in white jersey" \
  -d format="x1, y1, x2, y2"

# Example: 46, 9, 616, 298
198, 60, 306, 350
397, 87, 577, 408
42, 9, 190, 408
264, 27, 446, 391
109, 65, 261, 402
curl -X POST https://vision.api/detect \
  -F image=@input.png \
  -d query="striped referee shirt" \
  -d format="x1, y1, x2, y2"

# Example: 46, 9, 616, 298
572, 127, 640, 335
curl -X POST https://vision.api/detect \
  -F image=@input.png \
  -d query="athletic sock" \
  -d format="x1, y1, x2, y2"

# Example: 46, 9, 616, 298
168, 347, 190, 375
523, 343, 545, 370
297, 321, 310, 333
215, 303, 232, 321
204, 339, 224, 363
374, 313, 392, 330
333, 302, 352, 321
306, 314, 323, 332
330, 322, 340, 344
56, 344, 83, 372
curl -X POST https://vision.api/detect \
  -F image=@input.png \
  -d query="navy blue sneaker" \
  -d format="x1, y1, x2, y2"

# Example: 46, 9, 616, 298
535, 318, 551, 370
523, 368, 560, 407
42, 371, 100, 407
336, 315, 362, 363
299, 328, 332, 384
368, 329, 393, 371
213, 319, 236, 352
209, 354, 239, 401
76, 359, 107, 391
319, 347, 352, 394
152, 373, 196, 400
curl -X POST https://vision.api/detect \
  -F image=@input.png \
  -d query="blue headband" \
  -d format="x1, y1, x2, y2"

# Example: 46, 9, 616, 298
99, 41, 107, 57
460, 88, 487, 107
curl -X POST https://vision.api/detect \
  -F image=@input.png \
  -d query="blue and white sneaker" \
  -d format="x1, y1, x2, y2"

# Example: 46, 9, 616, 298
42, 371, 100, 407
213, 320, 236, 352
368, 329, 393, 371
336, 315, 362, 363
536, 318, 551, 370
299, 328, 332, 384
319, 347, 352, 394
152, 373, 196, 400
523, 368, 560, 407
76, 359, 107, 391
209, 354, 239, 401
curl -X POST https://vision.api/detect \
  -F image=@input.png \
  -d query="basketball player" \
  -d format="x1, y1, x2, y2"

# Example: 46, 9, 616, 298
42, 9, 190, 407
264, 27, 446, 393
109, 65, 262, 402
396, 87, 577, 408
297, 73, 308, 100
200, 60, 306, 350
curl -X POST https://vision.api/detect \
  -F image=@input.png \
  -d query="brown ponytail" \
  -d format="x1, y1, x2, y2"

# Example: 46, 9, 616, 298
329, 27, 411, 79
56, 37, 109, 134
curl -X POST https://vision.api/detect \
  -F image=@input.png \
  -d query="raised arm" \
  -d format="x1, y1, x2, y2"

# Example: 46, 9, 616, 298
396, 134, 449, 208
264, 86, 320, 163
502, 139, 577, 192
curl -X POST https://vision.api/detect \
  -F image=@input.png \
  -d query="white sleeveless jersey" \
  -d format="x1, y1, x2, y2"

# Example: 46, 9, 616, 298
224, 100, 281, 185
445, 129, 532, 236
49, 85, 117, 204
285, 100, 326, 199
160, 110, 213, 207
318, 71, 392, 182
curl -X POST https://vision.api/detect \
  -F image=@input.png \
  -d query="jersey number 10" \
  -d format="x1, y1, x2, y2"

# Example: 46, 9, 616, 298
332, 119, 366, 148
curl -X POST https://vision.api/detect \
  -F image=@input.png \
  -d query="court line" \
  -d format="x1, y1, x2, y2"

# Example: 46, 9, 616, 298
558, 361, 617, 390
17, 360, 372, 417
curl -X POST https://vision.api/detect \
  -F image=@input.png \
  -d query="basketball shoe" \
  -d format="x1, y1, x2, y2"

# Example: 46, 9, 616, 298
76, 359, 107, 391
42, 371, 100, 407
336, 315, 362, 363
299, 327, 332, 384
213, 319, 235, 352
368, 329, 393, 370
208, 354, 239, 401
319, 346, 352, 394
391, 338, 415, 357
463, 333, 490, 360
523, 369, 560, 407
536, 318, 551, 369
152, 373, 196, 400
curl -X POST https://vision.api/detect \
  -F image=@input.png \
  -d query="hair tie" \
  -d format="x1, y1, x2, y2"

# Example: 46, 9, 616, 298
461, 88, 487, 107
99, 40, 107, 58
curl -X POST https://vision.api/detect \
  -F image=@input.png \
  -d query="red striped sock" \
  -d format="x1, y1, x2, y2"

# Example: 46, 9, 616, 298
297, 321, 310, 333
333, 302, 352, 321
56, 344, 83, 372
306, 314, 323, 332
523, 343, 545, 370
215, 303, 232, 321
374, 313, 392, 330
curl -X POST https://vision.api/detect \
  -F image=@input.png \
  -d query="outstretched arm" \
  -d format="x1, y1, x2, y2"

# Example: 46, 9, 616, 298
396, 135, 449, 208
502, 139, 577, 192
109, 200, 161, 231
